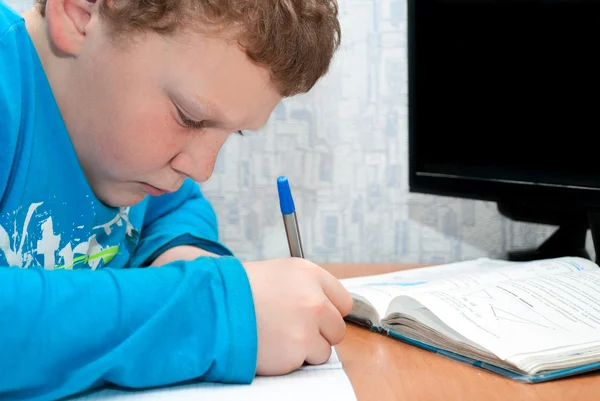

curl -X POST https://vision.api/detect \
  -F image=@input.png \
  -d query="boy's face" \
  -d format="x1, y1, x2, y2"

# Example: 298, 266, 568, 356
43, 8, 281, 207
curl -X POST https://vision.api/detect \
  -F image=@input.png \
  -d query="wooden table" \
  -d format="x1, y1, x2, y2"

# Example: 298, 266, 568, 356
322, 263, 600, 401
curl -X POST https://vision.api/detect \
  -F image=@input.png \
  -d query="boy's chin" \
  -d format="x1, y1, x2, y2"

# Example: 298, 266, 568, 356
92, 185, 148, 208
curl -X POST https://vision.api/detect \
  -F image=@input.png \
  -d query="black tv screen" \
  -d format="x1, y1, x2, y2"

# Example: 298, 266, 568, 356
409, 0, 600, 194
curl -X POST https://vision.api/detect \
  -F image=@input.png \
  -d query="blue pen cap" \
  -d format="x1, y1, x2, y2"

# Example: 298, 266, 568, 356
277, 176, 296, 215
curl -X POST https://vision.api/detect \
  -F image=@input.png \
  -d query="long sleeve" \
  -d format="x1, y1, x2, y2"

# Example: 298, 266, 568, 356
131, 179, 233, 266
0, 256, 258, 401
1, 8, 258, 400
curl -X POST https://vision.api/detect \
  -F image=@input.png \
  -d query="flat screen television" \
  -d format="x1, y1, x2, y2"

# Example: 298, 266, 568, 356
407, 0, 600, 261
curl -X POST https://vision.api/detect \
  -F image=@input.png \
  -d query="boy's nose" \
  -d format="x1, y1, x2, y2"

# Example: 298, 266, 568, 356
193, 154, 218, 183
171, 131, 228, 183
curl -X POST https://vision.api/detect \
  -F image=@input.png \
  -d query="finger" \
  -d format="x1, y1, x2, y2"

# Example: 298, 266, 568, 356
304, 334, 333, 365
319, 300, 347, 345
317, 268, 354, 316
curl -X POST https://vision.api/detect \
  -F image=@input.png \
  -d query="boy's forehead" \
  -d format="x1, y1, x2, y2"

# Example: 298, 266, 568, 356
126, 27, 281, 130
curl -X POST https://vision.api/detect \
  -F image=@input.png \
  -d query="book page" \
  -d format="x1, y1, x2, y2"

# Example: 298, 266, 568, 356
342, 258, 518, 321
343, 256, 596, 322
67, 348, 357, 401
407, 269, 600, 362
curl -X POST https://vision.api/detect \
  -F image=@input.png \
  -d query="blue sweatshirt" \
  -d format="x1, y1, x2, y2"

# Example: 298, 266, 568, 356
0, 2, 257, 400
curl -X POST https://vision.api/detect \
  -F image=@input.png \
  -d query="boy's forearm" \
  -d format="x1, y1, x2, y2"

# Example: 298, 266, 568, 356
134, 179, 234, 267
150, 245, 219, 266
0, 258, 257, 400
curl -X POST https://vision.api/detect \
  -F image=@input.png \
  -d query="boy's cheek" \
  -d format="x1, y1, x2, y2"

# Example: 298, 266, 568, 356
95, 121, 174, 173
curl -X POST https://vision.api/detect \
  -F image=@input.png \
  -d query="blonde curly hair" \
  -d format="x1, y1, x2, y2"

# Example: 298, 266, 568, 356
36, 0, 341, 97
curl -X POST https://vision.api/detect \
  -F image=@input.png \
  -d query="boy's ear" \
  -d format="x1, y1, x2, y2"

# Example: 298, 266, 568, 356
45, 0, 97, 56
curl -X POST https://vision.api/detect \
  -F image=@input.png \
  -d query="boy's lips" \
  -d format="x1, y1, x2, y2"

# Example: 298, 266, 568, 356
140, 183, 170, 196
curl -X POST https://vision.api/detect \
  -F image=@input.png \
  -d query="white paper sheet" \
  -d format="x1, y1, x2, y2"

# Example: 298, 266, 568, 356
67, 348, 357, 401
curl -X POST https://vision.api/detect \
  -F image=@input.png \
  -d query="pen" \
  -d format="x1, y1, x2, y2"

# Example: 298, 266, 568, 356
277, 176, 304, 258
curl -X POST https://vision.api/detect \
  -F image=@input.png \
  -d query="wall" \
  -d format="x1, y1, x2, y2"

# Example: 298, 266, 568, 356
200, 0, 569, 264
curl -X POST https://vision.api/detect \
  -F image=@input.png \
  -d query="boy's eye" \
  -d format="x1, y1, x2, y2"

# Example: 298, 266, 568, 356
176, 106, 205, 130
174, 104, 244, 136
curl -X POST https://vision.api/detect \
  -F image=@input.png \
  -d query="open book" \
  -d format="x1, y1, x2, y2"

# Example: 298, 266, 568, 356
341, 256, 600, 383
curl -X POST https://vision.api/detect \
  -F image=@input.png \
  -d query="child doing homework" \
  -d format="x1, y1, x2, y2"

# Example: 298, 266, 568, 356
0, 0, 353, 399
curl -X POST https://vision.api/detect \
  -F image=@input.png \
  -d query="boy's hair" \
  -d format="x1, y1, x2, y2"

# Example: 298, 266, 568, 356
35, 0, 341, 97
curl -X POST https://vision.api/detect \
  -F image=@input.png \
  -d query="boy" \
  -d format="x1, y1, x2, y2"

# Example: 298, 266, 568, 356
0, 0, 353, 399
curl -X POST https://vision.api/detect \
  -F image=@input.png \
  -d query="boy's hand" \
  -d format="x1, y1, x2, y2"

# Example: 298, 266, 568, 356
242, 258, 353, 376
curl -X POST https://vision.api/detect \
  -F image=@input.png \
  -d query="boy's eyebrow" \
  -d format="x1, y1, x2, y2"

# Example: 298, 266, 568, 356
190, 94, 269, 132
191, 95, 222, 122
